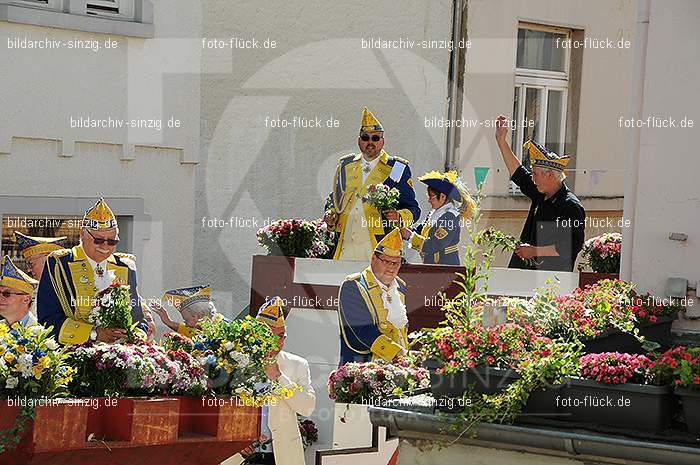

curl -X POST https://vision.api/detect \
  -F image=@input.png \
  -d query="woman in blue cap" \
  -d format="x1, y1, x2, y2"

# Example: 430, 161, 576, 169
402, 171, 475, 265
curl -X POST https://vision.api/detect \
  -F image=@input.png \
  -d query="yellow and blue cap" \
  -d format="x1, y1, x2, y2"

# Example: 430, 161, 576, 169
83, 198, 117, 230
360, 106, 384, 134
525, 140, 570, 172
256, 296, 286, 329
374, 228, 404, 258
163, 285, 212, 311
0, 255, 38, 295
14, 231, 67, 259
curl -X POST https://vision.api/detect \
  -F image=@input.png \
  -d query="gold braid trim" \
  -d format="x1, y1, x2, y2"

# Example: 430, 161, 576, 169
47, 258, 73, 318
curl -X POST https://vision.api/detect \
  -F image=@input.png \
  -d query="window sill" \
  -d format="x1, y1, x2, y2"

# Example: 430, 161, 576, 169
0, 3, 153, 38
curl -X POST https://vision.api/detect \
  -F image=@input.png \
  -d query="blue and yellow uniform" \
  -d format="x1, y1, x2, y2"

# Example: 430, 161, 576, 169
337, 229, 408, 365
36, 199, 146, 344
408, 171, 475, 265
330, 107, 420, 260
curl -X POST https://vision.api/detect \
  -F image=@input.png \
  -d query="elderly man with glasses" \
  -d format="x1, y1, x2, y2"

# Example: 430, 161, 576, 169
337, 228, 409, 366
325, 107, 420, 261
37, 198, 149, 345
0, 256, 39, 327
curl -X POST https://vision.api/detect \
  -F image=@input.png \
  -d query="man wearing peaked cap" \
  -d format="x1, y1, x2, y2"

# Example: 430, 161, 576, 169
253, 296, 315, 465
150, 285, 219, 338
14, 231, 69, 319
325, 107, 420, 261
0, 256, 38, 327
337, 228, 409, 365
14, 231, 68, 280
37, 198, 148, 344
403, 170, 476, 265
495, 116, 585, 271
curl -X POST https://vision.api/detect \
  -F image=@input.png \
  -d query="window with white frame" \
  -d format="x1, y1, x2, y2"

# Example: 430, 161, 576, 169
13, 0, 62, 10
510, 23, 570, 193
87, 0, 134, 20
8, 0, 136, 21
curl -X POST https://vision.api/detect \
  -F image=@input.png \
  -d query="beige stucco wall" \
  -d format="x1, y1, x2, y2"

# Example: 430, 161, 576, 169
0, 0, 200, 310
458, 0, 635, 199
196, 0, 456, 311
624, 0, 700, 298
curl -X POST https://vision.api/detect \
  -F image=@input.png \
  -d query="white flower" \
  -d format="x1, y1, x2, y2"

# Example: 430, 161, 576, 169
45, 339, 59, 351
223, 342, 234, 351
18, 354, 34, 377
28, 325, 42, 337
5, 377, 19, 389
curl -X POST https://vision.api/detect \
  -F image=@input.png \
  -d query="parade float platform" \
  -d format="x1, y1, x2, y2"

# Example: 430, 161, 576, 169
0, 397, 260, 465
248, 255, 581, 462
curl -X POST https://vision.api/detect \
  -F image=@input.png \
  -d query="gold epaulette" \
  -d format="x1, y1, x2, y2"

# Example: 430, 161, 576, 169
396, 276, 406, 287
345, 272, 362, 282
391, 155, 410, 165
114, 252, 137, 270
48, 248, 71, 259
339, 153, 356, 163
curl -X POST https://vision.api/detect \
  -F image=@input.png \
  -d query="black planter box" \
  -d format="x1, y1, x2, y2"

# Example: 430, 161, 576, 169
423, 360, 519, 410
560, 377, 674, 431
675, 387, 700, 435
582, 314, 678, 354
520, 385, 564, 420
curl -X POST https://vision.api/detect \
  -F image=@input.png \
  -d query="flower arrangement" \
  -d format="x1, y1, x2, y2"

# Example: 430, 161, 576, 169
257, 218, 329, 258
414, 322, 555, 374
362, 184, 400, 212
66, 341, 207, 397
0, 322, 74, 398
649, 346, 700, 389
193, 315, 299, 406
160, 331, 194, 353
578, 232, 622, 273
327, 361, 430, 404
298, 418, 319, 449
579, 352, 652, 385
88, 281, 139, 342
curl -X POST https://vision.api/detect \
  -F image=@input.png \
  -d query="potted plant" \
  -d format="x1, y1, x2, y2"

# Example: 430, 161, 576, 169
578, 232, 622, 286
256, 218, 330, 258
649, 346, 700, 434
327, 361, 429, 448
0, 322, 76, 455
561, 352, 674, 432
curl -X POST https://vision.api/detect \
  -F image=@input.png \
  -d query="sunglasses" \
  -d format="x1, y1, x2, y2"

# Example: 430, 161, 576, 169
86, 229, 120, 246
0, 290, 26, 298
360, 134, 382, 142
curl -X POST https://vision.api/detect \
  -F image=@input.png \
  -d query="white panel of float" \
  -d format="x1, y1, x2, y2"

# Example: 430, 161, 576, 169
294, 258, 580, 297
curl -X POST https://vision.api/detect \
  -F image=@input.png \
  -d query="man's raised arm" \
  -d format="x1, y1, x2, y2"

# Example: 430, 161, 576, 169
494, 115, 522, 177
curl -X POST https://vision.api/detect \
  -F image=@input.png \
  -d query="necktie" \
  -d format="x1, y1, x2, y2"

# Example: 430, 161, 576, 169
95, 264, 104, 278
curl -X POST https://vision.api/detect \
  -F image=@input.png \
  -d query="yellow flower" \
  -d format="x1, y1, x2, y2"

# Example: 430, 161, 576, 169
0, 345, 5, 355
4, 352, 15, 363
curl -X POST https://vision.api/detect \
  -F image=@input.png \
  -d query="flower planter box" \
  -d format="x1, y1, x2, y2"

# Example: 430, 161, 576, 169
674, 388, 700, 435
560, 378, 674, 431
86, 397, 180, 444
582, 315, 678, 354
332, 403, 373, 449
520, 385, 564, 420
578, 272, 619, 288
1, 397, 262, 465
423, 360, 520, 406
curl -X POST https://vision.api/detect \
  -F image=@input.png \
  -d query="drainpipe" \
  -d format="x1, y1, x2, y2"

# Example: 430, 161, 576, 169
620, 0, 651, 281
444, 0, 465, 170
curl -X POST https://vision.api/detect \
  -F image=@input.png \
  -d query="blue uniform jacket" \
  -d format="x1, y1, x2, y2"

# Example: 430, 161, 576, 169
337, 266, 408, 366
409, 208, 461, 265
37, 245, 147, 345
